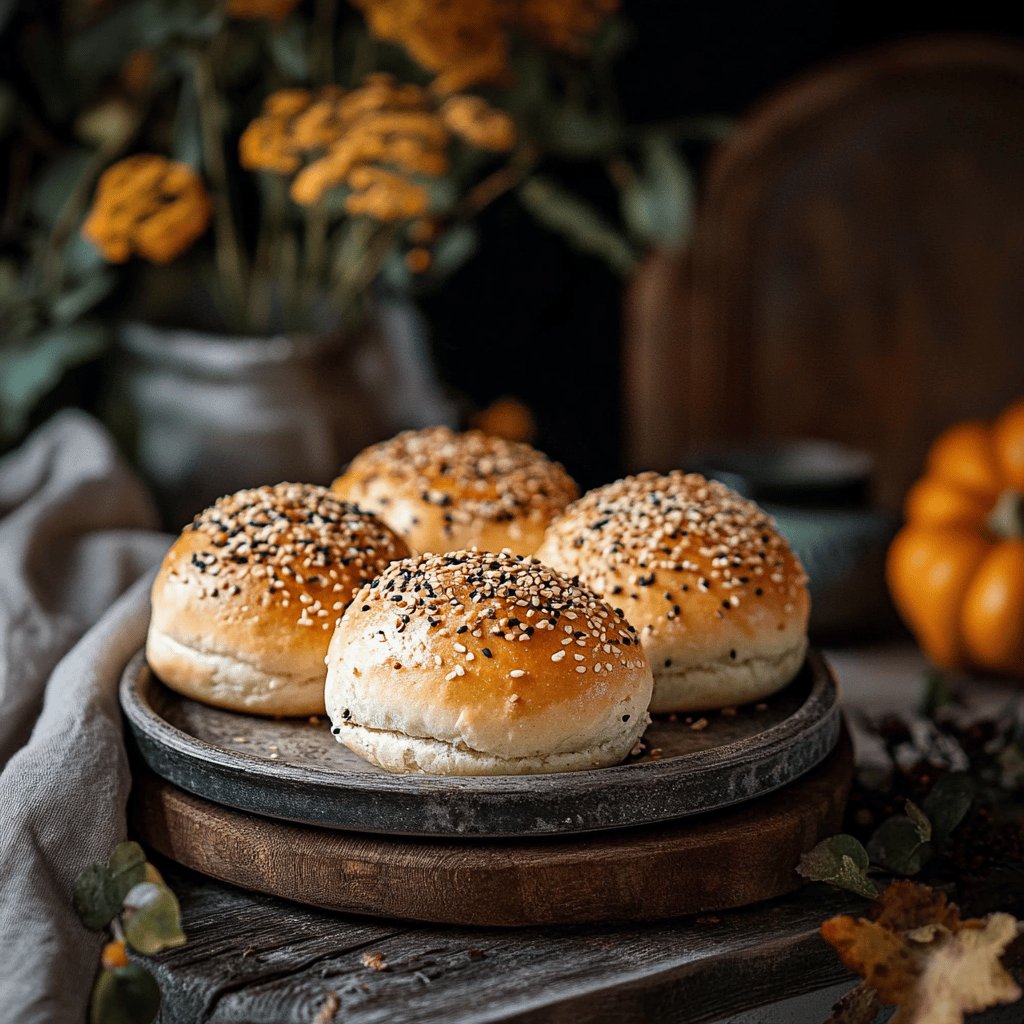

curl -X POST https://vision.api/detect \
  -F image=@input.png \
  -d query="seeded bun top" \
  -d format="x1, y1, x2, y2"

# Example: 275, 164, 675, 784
331, 426, 579, 556
324, 549, 653, 772
535, 472, 810, 709
147, 482, 410, 715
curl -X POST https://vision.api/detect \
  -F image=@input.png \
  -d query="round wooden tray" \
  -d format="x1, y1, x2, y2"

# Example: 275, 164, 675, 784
131, 728, 853, 926
120, 649, 841, 839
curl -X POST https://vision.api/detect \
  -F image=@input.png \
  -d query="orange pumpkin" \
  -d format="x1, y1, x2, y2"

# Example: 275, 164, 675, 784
887, 399, 1024, 676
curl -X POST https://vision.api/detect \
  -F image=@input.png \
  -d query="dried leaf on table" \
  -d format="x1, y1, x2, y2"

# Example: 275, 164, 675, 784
821, 880, 1022, 1024
797, 834, 880, 899
825, 982, 882, 1024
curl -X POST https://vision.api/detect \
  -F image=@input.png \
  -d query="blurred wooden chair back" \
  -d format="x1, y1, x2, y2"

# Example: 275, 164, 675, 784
627, 36, 1024, 507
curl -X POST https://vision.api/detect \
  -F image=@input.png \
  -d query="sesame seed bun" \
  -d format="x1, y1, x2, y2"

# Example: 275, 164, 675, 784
535, 472, 810, 712
325, 550, 653, 775
146, 483, 410, 716
330, 427, 578, 557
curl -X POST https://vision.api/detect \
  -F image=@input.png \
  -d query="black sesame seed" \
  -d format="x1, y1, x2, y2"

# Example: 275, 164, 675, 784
482, 648, 493, 658
664, 658, 672, 667
622, 714, 630, 722
457, 625, 468, 634
729, 649, 737, 659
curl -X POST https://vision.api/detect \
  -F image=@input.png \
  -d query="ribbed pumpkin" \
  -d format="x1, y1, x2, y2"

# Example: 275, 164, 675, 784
887, 399, 1024, 676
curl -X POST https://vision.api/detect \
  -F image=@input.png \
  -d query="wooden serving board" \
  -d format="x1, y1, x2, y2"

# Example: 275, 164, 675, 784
131, 727, 852, 926
120, 650, 841, 839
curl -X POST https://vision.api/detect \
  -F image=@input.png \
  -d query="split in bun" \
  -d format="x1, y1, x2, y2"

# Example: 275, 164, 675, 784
325, 549, 653, 775
536, 472, 810, 712
330, 426, 578, 556
146, 482, 410, 716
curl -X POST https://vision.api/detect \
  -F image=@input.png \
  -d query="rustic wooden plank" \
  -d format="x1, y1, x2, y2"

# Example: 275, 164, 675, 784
132, 730, 851, 928
148, 866, 863, 1024
121, 650, 840, 838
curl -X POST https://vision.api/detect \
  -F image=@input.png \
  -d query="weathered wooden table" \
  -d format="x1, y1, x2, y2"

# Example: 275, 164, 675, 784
144, 644, 1018, 1023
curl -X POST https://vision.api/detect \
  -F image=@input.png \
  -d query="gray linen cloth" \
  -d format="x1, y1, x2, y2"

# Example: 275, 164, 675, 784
0, 411, 170, 1023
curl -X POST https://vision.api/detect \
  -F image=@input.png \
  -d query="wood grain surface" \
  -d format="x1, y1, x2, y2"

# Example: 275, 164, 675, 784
131, 728, 852, 927
146, 862, 865, 1024
626, 36, 1024, 506
121, 650, 841, 838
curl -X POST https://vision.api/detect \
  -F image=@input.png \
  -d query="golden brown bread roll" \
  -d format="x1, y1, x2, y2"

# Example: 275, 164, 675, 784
536, 472, 810, 712
330, 426, 578, 556
146, 482, 409, 716
325, 549, 653, 774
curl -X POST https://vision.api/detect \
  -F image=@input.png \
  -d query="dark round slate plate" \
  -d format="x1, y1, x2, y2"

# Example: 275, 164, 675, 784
120, 649, 841, 839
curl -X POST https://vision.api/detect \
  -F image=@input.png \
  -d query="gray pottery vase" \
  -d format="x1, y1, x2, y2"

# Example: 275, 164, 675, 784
108, 303, 454, 528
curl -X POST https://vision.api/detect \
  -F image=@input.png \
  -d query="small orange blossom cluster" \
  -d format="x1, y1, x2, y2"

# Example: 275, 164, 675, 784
227, 0, 302, 20
83, 155, 212, 264
239, 74, 516, 220
352, 0, 618, 93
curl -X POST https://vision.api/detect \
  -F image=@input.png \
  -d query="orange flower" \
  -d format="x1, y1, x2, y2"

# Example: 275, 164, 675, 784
227, 0, 301, 20
441, 95, 516, 152
405, 246, 432, 273
242, 78, 452, 216
82, 155, 212, 264
472, 397, 537, 443
518, 0, 618, 54
351, 0, 618, 91
345, 167, 429, 220
350, 0, 507, 94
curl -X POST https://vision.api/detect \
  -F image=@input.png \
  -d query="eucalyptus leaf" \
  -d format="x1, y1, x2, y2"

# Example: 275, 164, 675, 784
267, 20, 309, 81
866, 814, 932, 876
29, 150, 91, 230
430, 223, 477, 279
67, 5, 149, 90
63, 233, 108, 280
143, 0, 223, 44
518, 177, 637, 276
922, 772, 974, 843
918, 668, 956, 718
379, 248, 412, 292
621, 135, 694, 248
423, 177, 459, 218
89, 965, 160, 1024
542, 106, 621, 159
109, 842, 147, 879
797, 834, 879, 899
0, 322, 107, 442
72, 842, 147, 931
905, 800, 932, 843
590, 15, 634, 66
51, 270, 117, 325
173, 74, 203, 170
122, 882, 187, 955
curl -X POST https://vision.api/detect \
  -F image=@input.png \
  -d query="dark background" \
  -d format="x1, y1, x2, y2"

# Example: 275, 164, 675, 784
5, 1, 1024, 484
425, 1, 1024, 489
